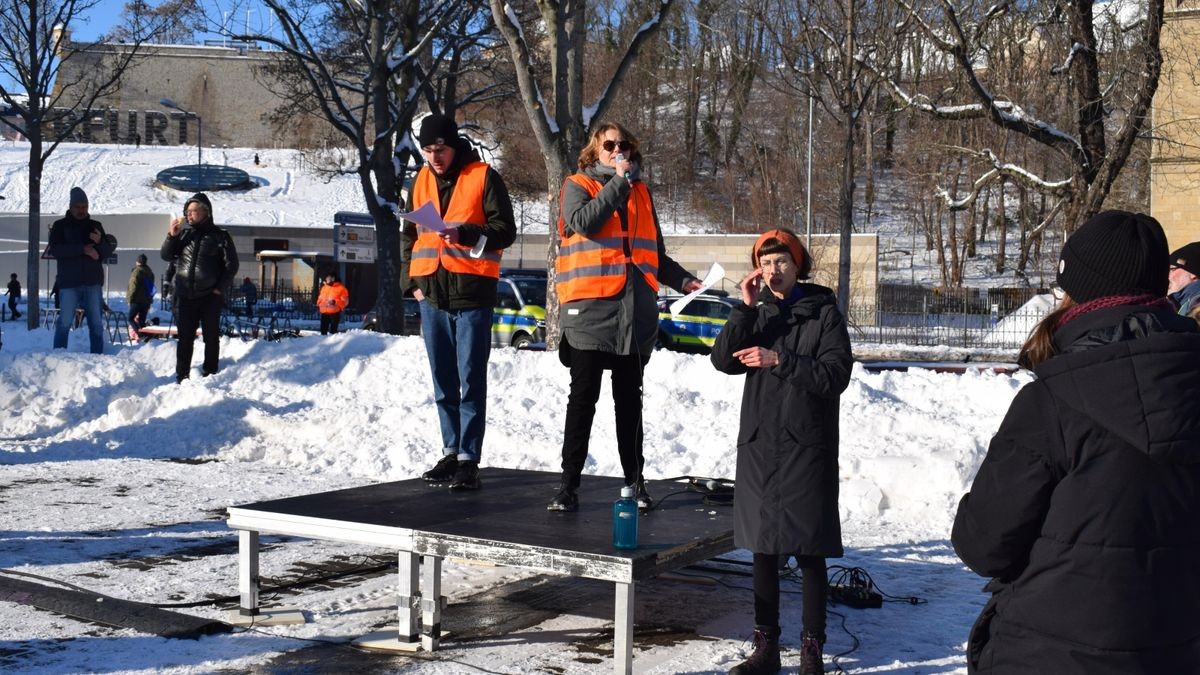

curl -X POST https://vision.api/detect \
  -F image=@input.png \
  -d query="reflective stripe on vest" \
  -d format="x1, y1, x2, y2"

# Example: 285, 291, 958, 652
409, 162, 501, 278
555, 173, 659, 303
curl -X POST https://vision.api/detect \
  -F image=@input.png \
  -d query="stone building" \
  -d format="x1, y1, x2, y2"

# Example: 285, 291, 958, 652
49, 32, 335, 150
1152, 1, 1200, 248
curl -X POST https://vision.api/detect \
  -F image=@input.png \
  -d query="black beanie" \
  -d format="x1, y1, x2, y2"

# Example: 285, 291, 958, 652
1057, 209, 1169, 302
69, 186, 88, 206
417, 114, 458, 148
185, 192, 213, 217
1169, 242, 1200, 277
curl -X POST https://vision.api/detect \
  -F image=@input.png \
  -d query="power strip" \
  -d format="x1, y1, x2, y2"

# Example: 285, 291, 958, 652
829, 582, 882, 609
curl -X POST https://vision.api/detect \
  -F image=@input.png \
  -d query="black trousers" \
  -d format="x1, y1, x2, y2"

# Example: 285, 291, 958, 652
560, 347, 645, 488
320, 312, 342, 335
128, 301, 150, 330
175, 292, 224, 379
753, 553, 827, 638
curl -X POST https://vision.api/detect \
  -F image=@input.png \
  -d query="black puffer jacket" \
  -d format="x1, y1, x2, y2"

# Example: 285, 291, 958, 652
953, 304, 1200, 674
160, 218, 239, 302
710, 284, 853, 555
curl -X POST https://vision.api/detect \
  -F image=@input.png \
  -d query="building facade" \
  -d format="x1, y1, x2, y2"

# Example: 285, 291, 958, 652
1152, 1, 1200, 249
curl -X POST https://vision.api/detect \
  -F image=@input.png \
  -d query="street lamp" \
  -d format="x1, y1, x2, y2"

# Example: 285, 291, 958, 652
159, 97, 202, 169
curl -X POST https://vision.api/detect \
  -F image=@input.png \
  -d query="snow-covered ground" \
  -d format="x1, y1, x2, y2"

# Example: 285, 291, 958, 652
0, 303, 1026, 673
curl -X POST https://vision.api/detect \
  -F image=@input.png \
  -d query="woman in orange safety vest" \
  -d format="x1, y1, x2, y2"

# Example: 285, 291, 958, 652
317, 273, 350, 335
547, 122, 702, 514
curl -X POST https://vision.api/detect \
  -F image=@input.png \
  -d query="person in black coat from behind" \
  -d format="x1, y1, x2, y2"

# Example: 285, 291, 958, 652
953, 210, 1200, 674
161, 193, 239, 383
711, 228, 853, 675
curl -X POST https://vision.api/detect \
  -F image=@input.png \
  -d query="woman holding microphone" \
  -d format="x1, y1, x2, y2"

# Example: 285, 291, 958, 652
548, 122, 701, 513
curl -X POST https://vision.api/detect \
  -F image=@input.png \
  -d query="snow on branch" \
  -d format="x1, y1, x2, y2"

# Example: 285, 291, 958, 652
1050, 42, 1089, 75
936, 146, 1071, 211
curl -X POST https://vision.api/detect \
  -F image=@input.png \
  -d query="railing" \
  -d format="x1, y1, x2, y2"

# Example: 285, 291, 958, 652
849, 285, 1051, 350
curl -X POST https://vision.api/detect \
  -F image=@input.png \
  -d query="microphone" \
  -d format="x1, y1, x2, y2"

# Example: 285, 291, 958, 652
614, 153, 633, 182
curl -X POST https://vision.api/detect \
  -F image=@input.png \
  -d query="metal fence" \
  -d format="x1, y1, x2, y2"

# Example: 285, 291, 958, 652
848, 284, 1052, 350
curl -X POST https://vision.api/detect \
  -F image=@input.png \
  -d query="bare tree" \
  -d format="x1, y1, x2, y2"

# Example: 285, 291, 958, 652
763, 0, 909, 314
0, 0, 172, 329
111, 0, 203, 44
231, 0, 483, 334
884, 0, 1165, 235
488, 0, 677, 348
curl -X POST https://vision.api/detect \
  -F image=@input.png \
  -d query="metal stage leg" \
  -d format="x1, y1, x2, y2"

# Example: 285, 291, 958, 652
421, 555, 443, 652
239, 529, 259, 615
398, 551, 420, 644
226, 529, 304, 626
614, 581, 634, 675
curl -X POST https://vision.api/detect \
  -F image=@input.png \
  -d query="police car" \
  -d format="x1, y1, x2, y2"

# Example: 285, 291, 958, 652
656, 291, 739, 354
493, 269, 547, 349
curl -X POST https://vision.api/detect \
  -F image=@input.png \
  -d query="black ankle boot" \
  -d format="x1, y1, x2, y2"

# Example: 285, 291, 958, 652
729, 626, 781, 674
799, 629, 825, 675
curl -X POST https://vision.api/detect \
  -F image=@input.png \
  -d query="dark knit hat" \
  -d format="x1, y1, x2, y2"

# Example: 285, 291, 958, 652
69, 186, 88, 206
1057, 210, 1169, 302
1169, 242, 1200, 277
137, 253, 148, 264
417, 114, 458, 148
185, 192, 212, 216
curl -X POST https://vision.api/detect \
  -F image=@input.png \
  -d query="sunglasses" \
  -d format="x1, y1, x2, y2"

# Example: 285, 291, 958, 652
601, 140, 632, 153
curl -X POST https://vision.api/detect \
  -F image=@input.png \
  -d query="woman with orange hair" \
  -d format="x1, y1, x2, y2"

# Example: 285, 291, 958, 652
711, 228, 853, 675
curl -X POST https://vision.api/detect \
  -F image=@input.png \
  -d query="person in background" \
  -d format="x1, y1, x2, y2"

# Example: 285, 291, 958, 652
710, 228, 852, 675
316, 273, 349, 335
953, 210, 1200, 674
400, 113, 516, 491
47, 187, 116, 354
240, 276, 257, 318
161, 193, 239, 383
547, 122, 701, 513
1166, 241, 1200, 315
5, 273, 20, 320
126, 254, 155, 333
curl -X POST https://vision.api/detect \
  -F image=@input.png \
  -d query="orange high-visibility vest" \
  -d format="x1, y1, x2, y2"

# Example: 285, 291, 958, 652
556, 173, 659, 303
409, 161, 501, 278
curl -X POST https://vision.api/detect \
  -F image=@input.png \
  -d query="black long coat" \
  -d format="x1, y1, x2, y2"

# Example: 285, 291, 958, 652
953, 304, 1200, 674
710, 284, 853, 555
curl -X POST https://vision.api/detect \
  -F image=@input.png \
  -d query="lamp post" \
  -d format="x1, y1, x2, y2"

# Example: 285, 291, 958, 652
159, 97, 202, 170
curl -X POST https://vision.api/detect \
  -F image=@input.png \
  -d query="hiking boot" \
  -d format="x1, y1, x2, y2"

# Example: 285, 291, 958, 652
729, 626, 780, 675
631, 479, 653, 512
422, 455, 458, 482
547, 484, 579, 512
799, 630, 825, 675
449, 460, 480, 490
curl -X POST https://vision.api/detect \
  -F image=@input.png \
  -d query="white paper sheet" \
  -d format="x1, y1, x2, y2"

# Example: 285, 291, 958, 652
669, 262, 726, 316
397, 200, 447, 232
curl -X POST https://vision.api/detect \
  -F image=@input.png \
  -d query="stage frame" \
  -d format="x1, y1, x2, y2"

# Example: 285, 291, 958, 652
226, 468, 736, 674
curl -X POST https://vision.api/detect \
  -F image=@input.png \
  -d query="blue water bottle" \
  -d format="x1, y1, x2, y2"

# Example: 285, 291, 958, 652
613, 485, 638, 549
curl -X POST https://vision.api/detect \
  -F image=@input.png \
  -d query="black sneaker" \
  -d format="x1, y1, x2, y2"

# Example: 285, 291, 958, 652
547, 485, 578, 512
631, 480, 653, 512
449, 460, 480, 490
422, 455, 458, 482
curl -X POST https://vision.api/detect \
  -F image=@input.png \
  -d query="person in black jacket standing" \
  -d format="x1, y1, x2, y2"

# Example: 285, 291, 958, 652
711, 228, 853, 675
48, 187, 117, 353
161, 193, 239, 383
953, 210, 1200, 674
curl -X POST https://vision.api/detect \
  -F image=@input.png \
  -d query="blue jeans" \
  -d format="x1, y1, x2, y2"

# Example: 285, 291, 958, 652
419, 301, 494, 462
54, 284, 105, 354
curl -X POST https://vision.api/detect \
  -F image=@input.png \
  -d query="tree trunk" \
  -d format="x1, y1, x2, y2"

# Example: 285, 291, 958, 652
26, 133, 43, 330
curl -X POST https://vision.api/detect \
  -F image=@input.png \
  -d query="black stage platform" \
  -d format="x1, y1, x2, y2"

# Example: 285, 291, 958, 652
226, 468, 736, 674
